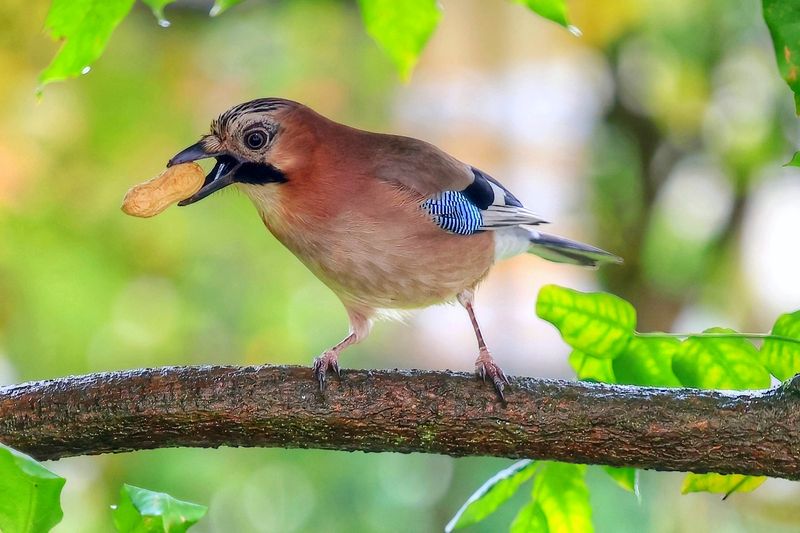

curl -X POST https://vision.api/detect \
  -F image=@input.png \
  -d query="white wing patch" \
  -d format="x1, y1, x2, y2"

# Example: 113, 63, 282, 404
478, 179, 547, 229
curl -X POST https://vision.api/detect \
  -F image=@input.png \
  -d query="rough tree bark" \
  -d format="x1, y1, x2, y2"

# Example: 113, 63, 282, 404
1, 365, 799, 479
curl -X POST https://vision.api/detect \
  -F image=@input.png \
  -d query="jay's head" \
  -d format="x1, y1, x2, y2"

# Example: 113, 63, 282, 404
168, 98, 298, 205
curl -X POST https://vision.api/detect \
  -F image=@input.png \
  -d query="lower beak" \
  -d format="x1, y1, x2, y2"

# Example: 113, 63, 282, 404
167, 141, 239, 206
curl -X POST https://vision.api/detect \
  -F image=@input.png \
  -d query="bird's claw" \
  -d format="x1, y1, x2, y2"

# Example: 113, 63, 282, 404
475, 352, 510, 402
312, 351, 341, 391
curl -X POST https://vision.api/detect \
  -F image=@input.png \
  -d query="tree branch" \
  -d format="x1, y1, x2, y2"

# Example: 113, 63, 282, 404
1, 365, 798, 479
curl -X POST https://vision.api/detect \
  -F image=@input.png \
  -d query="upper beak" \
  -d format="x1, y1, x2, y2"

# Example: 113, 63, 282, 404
166, 141, 240, 206
167, 141, 218, 167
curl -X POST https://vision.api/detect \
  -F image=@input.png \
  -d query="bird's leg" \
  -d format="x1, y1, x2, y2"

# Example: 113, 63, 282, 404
458, 289, 510, 401
312, 334, 354, 388
312, 307, 372, 390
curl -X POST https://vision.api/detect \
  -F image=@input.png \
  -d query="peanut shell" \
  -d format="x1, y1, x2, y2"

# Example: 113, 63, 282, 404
121, 162, 205, 218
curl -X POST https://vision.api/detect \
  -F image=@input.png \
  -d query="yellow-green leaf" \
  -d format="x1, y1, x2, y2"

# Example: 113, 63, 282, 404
210, 0, 243, 17
537, 285, 636, 359
39, 0, 137, 88
681, 473, 766, 498
613, 336, 682, 387
531, 463, 593, 533
445, 460, 538, 532
569, 351, 616, 383
761, 310, 800, 380
602, 466, 640, 499
0, 443, 66, 533
512, 0, 569, 27
783, 151, 800, 167
763, 0, 800, 114
141, 0, 174, 24
112, 484, 207, 533
510, 500, 548, 533
672, 328, 771, 390
357, 0, 441, 80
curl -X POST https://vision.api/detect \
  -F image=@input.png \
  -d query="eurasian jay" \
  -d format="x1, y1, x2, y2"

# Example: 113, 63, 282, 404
168, 98, 620, 399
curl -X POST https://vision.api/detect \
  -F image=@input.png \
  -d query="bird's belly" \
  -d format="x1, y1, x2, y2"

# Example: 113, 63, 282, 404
274, 224, 495, 309
328, 243, 493, 309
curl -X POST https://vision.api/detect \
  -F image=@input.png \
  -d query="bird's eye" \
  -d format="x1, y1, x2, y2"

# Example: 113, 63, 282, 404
245, 131, 267, 150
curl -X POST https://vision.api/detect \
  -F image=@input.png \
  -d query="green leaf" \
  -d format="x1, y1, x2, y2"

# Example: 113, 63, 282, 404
761, 310, 800, 380
531, 463, 592, 533
672, 328, 771, 390
39, 0, 137, 89
210, 0, 243, 17
763, 0, 800, 114
536, 285, 636, 359
681, 473, 766, 498
112, 484, 207, 533
357, 0, 442, 80
602, 466, 640, 500
569, 351, 616, 383
613, 336, 682, 387
510, 500, 548, 533
783, 151, 800, 167
141, 0, 174, 24
445, 460, 538, 532
512, 0, 569, 27
0, 443, 65, 533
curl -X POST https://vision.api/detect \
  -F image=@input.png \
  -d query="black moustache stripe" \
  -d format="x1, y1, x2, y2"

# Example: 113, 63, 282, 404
234, 162, 288, 185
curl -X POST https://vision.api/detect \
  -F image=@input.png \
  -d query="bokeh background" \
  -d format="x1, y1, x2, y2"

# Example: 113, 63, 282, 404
2, 0, 800, 531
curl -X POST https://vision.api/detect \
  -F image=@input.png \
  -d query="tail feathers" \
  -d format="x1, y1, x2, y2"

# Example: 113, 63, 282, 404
526, 230, 622, 267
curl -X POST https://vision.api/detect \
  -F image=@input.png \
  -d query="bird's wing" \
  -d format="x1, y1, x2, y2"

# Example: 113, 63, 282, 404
420, 168, 547, 235
371, 135, 546, 235
459, 167, 547, 230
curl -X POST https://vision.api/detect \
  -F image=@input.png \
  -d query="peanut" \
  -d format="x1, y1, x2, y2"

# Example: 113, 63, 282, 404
121, 162, 205, 218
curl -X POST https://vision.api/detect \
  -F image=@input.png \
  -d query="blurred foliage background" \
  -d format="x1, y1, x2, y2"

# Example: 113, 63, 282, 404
2, 0, 800, 531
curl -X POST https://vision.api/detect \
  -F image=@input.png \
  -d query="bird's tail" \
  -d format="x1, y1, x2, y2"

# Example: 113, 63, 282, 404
525, 229, 622, 267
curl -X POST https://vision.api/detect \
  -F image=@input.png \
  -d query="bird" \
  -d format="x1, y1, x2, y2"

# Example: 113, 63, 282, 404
167, 97, 620, 400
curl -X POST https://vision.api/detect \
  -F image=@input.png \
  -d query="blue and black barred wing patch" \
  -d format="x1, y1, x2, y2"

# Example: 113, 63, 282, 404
422, 191, 483, 235
422, 168, 547, 235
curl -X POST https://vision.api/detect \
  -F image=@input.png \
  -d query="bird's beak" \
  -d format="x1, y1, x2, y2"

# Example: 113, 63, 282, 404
167, 141, 240, 206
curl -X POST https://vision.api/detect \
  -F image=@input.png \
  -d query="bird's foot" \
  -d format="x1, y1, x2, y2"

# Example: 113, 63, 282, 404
312, 350, 341, 391
475, 348, 510, 401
